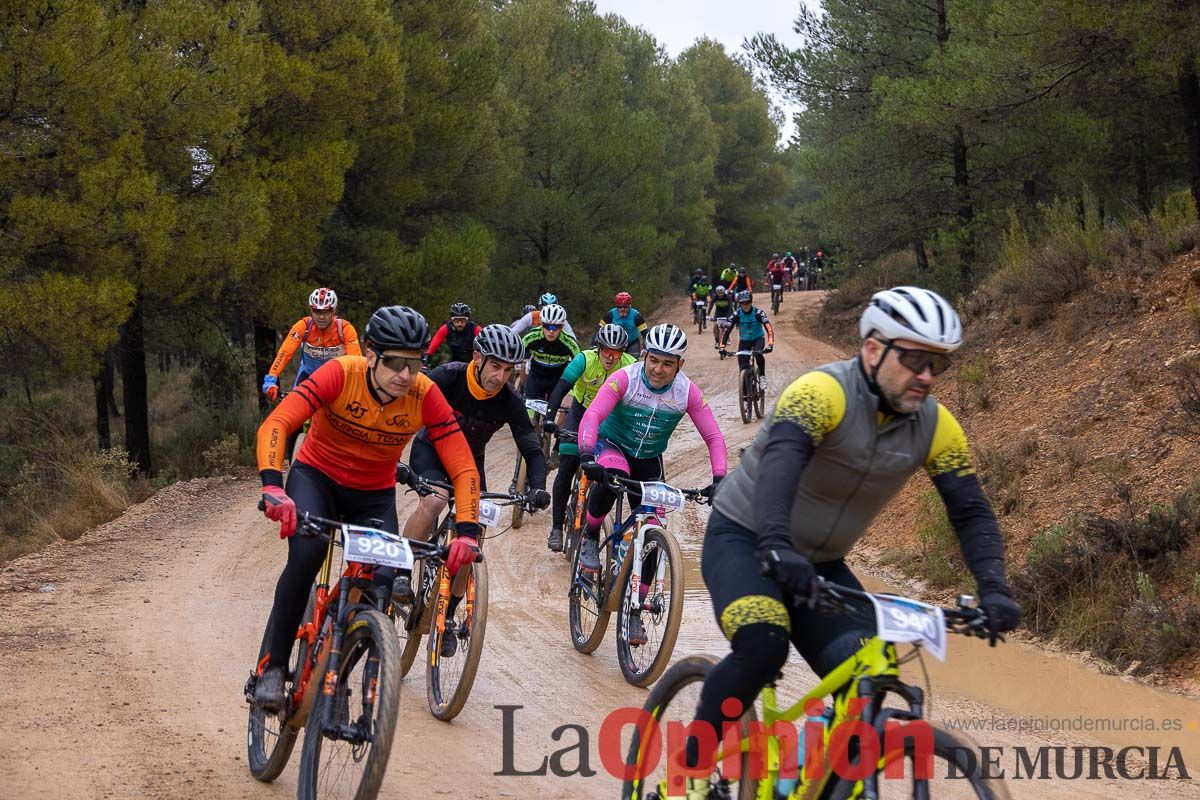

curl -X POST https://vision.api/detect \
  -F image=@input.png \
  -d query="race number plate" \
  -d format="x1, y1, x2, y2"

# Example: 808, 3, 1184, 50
869, 594, 947, 662
639, 481, 685, 512
479, 499, 502, 529
345, 531, 414, 570
773, 284, 782, 291
525, 399, 549, 416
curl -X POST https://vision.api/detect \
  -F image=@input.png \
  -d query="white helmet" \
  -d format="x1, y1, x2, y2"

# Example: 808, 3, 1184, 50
645, 323, 687, 356
309, 287, 338, 310
859, 286, 962, 352
540, 303, 568, 326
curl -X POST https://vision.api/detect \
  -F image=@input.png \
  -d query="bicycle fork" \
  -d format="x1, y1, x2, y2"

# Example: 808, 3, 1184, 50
625, 520, 668, 615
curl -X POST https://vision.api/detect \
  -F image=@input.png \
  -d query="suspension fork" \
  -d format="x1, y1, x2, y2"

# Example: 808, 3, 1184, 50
572, 473, 589, 531
321, 576, 351, 716
626, 513, 647, 612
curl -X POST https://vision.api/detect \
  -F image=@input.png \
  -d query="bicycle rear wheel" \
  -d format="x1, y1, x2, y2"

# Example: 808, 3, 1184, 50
567, 518, 614, 653
615, 528, 684, 687
246, 587, 312, 781
738, 368, 753, 424
772, 291, 781, 314
426, 559, 489, 721
827, 726, 1012, 800
297, 608, 402, 800
620, 655, 758, 800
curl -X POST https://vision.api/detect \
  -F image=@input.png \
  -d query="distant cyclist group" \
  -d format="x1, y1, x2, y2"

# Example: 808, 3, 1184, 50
247, 270, 1021, 800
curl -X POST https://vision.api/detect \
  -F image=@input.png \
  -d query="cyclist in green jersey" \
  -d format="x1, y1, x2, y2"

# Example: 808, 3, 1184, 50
541, 324, 636, 551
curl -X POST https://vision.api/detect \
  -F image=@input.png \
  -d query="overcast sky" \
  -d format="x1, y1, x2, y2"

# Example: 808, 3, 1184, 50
590, 0, 816, 142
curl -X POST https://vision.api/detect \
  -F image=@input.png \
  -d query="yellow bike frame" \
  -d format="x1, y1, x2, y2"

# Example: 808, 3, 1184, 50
638, 636, 911, 800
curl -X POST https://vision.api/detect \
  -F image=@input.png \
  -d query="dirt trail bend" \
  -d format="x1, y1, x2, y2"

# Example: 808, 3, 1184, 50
1, 291, 1197, 799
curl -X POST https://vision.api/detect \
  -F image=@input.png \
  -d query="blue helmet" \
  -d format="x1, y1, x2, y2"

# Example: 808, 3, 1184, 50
539, 292, 557, 307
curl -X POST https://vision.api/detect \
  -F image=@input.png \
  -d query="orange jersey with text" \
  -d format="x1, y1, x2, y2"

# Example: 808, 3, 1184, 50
268, 317, 362, 380
256, 356, 479, 523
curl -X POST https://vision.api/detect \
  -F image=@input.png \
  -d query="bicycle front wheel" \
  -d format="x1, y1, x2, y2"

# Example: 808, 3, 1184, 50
738, 368, 753, 424
620, 655, 758, 800
754, 371, 766, 419
827, 726, 1012, 800
615, 528, 684, 687
511, 453, 528, 529
297, 608, 402, 800
426, 559, 489, 721
394, 565, 429, 679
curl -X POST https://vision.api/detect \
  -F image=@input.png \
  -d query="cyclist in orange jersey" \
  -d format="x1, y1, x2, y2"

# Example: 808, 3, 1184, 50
252, 305, 481, 711
261, 287, 362, 402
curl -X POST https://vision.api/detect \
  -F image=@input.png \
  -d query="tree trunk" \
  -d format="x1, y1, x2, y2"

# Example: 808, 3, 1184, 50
912, 239, 930, 271
120, 292, 152, 475
104, 345, 120, 418
952, 124, 975, 282
1178, 64, 1200, 211
94, 357, 111, 451
254, 321, 277, 412
1133, 129, 1152, 214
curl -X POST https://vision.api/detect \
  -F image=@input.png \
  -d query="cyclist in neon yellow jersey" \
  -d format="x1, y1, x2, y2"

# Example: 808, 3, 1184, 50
541, 324, 636, 552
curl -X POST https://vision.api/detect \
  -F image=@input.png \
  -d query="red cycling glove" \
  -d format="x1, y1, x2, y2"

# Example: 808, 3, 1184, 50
261, 485, 296, 539
446, 535, 480, 576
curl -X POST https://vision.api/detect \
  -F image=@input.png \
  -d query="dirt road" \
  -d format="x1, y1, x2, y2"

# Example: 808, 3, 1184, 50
2, 291, 1197, 799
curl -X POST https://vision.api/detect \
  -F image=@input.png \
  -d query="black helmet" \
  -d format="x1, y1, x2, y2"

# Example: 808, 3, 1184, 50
450, 302, 471, 318
366, 305, 429, 351
693, 268, 704, 278
474, 324, 526, 364
737, 266, 747, 275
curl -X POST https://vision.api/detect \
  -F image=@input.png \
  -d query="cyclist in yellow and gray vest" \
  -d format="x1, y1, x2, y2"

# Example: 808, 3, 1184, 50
671, 286, 1022, 799
541, 324, 636, 552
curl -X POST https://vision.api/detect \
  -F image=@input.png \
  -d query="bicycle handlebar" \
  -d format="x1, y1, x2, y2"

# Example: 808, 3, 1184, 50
294, 512, 451, 561
589, 470, 712, 506
762, 571, 997, 642
395, 462, 530, 508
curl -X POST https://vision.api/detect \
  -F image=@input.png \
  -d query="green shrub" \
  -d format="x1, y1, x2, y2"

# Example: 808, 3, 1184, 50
202, 432, 242, 476
958, 356, 991, 410
1151, 189, 1198, 247
1012, 481, 1200, 672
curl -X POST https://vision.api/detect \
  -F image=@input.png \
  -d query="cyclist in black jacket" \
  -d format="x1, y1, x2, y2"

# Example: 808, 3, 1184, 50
398, 325, 551, 608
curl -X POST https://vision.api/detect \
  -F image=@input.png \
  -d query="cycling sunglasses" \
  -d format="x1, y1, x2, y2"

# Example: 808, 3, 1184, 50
599, 347, 623, 360
543, 324, 562, 332
450, 316, 469, 323
887, 342, 952, 376
378, 354, 423, 374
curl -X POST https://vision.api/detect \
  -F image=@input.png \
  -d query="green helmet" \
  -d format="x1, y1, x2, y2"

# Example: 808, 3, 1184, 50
785, 251, 792, 257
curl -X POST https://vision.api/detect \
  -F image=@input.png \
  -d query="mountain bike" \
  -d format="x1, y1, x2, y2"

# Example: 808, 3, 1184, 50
694, 299, 709, 333
621, 580, 1011, 800
567, 473, 709, 686
771, 282, 784, 314
511, 397, 554, 528
245, 513, 445, 799
713, 318, 733, 355
733, 347, 767, 424
391, 465, 527, 721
